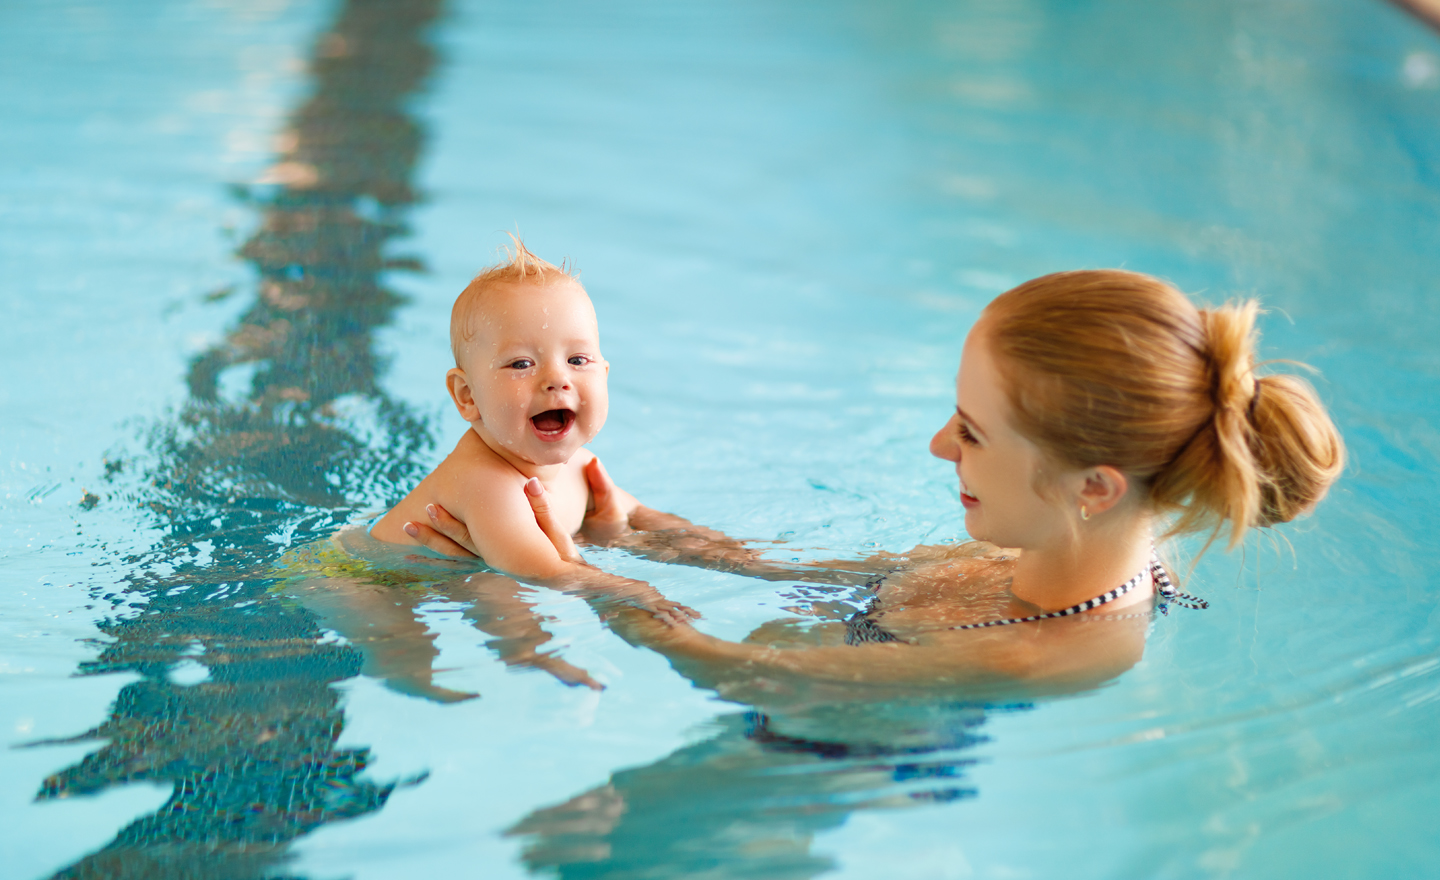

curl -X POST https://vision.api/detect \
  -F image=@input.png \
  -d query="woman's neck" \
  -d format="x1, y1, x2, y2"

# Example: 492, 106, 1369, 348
1008, 516, 1156, 611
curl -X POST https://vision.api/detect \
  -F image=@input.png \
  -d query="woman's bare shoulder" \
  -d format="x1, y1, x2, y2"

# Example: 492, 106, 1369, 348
875, 542, 1016, 589
899, 540, 1016, 564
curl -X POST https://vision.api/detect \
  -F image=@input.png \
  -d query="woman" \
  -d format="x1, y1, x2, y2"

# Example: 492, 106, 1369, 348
409, 269, 1344, 697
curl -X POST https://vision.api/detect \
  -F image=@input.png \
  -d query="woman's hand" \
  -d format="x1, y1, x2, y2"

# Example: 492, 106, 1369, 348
401, 480, 586, 565
403, 456, 632, 559
578, 456, 635, 544
403, 504, 480, 559
521, 477, 584, 563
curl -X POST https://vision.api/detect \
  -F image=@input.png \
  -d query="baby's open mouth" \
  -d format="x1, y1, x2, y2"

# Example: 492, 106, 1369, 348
530, 409, 575, 439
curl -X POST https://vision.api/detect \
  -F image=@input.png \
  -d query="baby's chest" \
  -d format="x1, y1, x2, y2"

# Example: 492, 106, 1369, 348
541, 473, 592, 535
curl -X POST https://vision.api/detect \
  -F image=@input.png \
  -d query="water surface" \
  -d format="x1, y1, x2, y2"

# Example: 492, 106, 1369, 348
2, 0, 1439, 877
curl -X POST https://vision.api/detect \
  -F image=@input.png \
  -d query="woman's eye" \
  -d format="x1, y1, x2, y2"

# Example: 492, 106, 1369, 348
957, 424, 979, 445
507, 359, 534, 370
567, 355, 590, 366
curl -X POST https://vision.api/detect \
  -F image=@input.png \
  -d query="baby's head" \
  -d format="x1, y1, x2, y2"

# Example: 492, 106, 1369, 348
446, 241, 608, 467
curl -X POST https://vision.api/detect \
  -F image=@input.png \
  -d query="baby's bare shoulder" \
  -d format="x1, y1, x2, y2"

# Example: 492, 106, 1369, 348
436, 442, 525, 503
371, 433, 526, 545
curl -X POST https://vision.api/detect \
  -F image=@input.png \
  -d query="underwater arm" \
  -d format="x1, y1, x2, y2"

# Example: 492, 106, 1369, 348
459, 572, 605, 690
603, 607, 1146, 699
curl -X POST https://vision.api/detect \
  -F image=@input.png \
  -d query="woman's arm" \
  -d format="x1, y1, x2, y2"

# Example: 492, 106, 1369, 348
614, 605, 1146, 698
525, 479, 1148, 700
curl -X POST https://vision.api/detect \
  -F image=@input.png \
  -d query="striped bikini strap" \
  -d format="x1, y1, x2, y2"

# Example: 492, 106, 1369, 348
948, 554, 1205, 632
1150, 559, 1209, 610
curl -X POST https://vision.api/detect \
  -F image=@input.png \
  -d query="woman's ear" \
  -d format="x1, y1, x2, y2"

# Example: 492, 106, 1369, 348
1078, 465, 1130, 517
446, 367, 481, 423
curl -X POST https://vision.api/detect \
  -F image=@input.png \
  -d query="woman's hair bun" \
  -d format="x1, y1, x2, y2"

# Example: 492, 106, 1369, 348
1247, 372, 1346, 526
1155, 302, 1345, 546
985, 270, 1344, 553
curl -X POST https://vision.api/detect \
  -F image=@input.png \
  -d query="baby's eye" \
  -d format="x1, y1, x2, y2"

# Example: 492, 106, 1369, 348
506, 358, 535, 370
567, 355, 592, 367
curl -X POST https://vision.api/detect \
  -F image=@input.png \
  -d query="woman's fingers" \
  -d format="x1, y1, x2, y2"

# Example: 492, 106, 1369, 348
585, 454, 616, 498
425, 503, 481, 555
581, 456, 633, 544
526, 477, 584, 564
585, 456, 628, 518
402, 520, 476, 559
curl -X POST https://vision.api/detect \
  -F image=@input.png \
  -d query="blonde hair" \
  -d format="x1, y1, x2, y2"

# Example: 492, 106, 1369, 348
982, 270, 1344, 549
450, 237, 577, 363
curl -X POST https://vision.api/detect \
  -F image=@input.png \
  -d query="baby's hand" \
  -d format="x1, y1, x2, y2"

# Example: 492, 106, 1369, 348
534, 655, 605, 691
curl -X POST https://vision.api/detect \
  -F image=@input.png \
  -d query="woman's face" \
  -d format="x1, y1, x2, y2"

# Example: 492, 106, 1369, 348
929, 324, 1071, 549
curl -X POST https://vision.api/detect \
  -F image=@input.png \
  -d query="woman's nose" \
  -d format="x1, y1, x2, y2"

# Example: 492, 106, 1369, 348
930, 416, 960, 462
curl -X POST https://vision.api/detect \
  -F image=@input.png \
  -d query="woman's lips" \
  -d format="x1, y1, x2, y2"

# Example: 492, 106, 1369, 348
530, 409, 575, 441
958, 476, 978, 508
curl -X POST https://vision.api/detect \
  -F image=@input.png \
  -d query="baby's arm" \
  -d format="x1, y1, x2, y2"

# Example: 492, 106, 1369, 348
459, 572, 604, 690
437, 471, 696, 622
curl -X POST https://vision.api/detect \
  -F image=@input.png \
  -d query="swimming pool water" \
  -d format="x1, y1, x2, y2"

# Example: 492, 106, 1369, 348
3, 0, 1439, 877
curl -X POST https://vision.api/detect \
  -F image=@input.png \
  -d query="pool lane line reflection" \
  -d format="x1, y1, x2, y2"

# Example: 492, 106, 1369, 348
27, 1, 444, 877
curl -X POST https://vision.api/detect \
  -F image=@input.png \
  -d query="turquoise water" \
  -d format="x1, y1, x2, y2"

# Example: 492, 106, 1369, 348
3, 0, 1439, 877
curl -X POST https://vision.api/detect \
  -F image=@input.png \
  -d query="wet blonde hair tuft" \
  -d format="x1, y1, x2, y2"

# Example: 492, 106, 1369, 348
450, 235, 578, 364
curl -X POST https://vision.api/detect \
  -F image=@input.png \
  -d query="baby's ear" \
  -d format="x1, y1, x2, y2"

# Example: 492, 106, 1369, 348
446, 367, 481, 422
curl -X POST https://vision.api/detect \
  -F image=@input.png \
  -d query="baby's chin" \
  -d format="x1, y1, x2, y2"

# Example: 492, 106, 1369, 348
515, 446, 582, 467
507, 428, 600, 466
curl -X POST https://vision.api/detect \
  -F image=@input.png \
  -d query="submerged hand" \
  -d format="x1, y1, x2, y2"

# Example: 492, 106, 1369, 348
534, 655, 605, 691
642, 595, 702, 627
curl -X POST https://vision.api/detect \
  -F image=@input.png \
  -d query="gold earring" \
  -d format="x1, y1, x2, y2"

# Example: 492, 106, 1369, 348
1080, 505, 1090, 521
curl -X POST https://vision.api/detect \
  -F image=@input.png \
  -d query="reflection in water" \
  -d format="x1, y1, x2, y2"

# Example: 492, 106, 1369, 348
509, 701, 1018, 879
28, 0, 444, 876
277, 531, 605, 700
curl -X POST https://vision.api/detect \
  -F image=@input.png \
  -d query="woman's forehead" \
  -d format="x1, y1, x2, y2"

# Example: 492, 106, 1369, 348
956, 328, 1005, 418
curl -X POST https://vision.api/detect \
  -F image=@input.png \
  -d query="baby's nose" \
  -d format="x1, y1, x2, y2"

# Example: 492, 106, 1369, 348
543, 372, 572, 392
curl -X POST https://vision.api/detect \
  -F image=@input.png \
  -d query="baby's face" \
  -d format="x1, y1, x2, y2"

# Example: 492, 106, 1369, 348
450, 277, 608, 468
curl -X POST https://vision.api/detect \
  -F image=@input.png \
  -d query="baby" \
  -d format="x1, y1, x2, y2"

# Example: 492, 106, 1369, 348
371, 241, 690, 616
